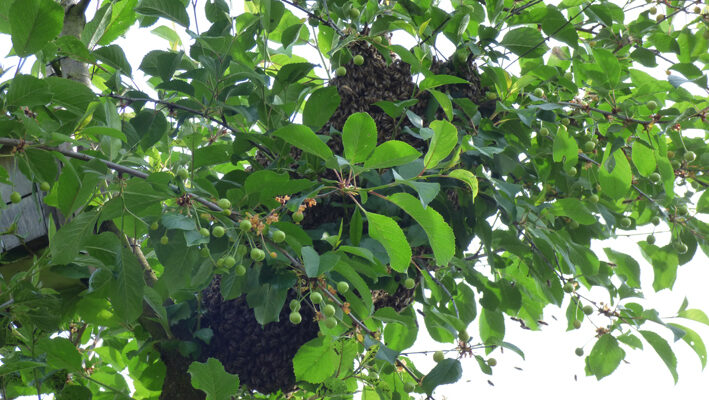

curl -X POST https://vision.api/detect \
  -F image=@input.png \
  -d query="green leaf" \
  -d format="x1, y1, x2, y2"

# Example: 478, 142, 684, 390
37, 337, 82, 372
668, 323, 707, 369
188, 358, 240, 400
50, 210, 99, 265
428, 89, 453, 121
130, 109, 168, 150
424, 120, 458, 169
111, 248, 146, 323
80, 126, 127, 142
342, 112, 377, 163
421, 359, 462, 395
640, 330, 678, 383
500, 27, 548, 58
697, 190, 709, 214
631, 141, 657, 177
194, 144, 232, 168
552, 127, 578, 168
366, 212, 411, 273
6, 75, 51, 107
302, 246, 320, 278
447, 169, 478, 200
388, 193, 455, 266
678, 309, 709, 327
135, 0, 189, 27
479, 308, 505, 345
364, 141, 421, 169
419, 74, 469, 91
604, 248, 641, 288
9, 0, 64, 57
272, 124, 333, 161
293, 337, 338, 384
93, 44, 133, 76
638, 243, 679, 291
547, 198, 595, 225
303, 86, 340, 131
587, 334, 625, 380
592, 48, 621, 87
599, 148, 632, 200
541, 5, 578, 48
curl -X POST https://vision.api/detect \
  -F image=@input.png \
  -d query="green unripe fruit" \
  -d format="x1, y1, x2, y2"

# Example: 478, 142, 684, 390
348, 8, 360, 19
177, 168, 189, 179
376, 381, 390, 392
272, 230, 286, 243
200, 247, 210, 257
564, 71, 574, 81
200, 227, 210, 237
353, 55, 364, 65
533, 88, 544, 97
337, 281, 349, 293
649, 172, 661, 183
486, 91, 498, 100
647, 234, 656, 245
217, 198, 231, 209
160, 235, 169, 245
561, 117, 571, 126
289, 311, 302, 324
335, 66, 347, 77
677, 204, 688, 216
310, 291, 323, 304
575, 347, 584, 357
10, 191, 21, 204
403, 277, 416, 289
433, 351, 445, 363
573, 319, 582, 329
459, 330, 470, 342
289, 299, 301, 311
235, 264, 246, 276
651, 216, 661, 226
404, 381, 415, 393
671, 159, 681, 169
647, 100, 658, 111
563, 282, 575, 293
583, 141, 596, 152
674, 241, 688, 254
583, 305, 594, 315
619, 217, 632, 228
224, 256, 236, 268
656, 13, 665, 22
292, 211, 304, 223
323, 304, 336, 317
39, 181, 50, 192
683, 151, 696, 162
236, 244, 247, 256
216, 257, 225, 267
567, 166, 578, 176
487, 358, 497, 367
649, 6, 657, 15
539, 127, 550, 136
150, 221, 159, 230
239, 220, 252, 231
250, 248, 265, 261
324, 317, 337, 329
308, 17, 319, 27
588, 194, 600, 204
569, 220, 580, 229
212, 226, 225, 238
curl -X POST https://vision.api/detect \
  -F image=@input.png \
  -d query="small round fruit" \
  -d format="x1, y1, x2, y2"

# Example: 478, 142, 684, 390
588, 194, 600, 204
150, 221, 159, 230
310, 291, 323, 304
404, 381, 415, 393
569, 220, 580, 229
567, 166, 578, 176
694, 6, 702, 13
216, 257, 225, 267
308, 17, 319, 27
563, 282, 575, 293
289, 299, 301, 311
323, 304, 336, 317
575, 347, 584, 357
353, 55, 364, 65
539, 127, 550, 136
239, 219, 252, 231
651, 216, 661, 226
667, 150, 675, 159
487, 358, 497, 367
561, 117, 571, 126
674, 241, 688, 254
235, 264, 246, 276
160, 235, 169, 245
459, 330, 470, 342
272, 230, 286, 243
292, 211, 304, 223
348, 8, 360, 19
564, 71, 574, 81
9, 191, 21, 204
236, 244, 247, 256
649, 172, 661, 183
583, 141, 596, 152
573, 320, 582, 329
683, 151, 696, 162
647, 100, 658, 111
677, 204, 688, 216
250, 248, 265, 261
39, 181, 50, 192
270, 251, 277, 258
649, 6, 657, 14
583, 305, 594, 315
177, 168, 189, 180
656, 13, 665, 22
212, 226, 225, 238
289, 311, 302, 324
433, 351, 445, 363
224, 256, 236, 267
200, 227, 210, 237
337, 281, 349, 294
486, 91, 497, 100
324, 317, 337, 329
335, 66, 347, 77
372, 35, 383, 44
619, 217, 632, 228
217, 198, 231, 209
403, 277, 416, 290
533, 88, 544, 97
671, 159, 681, 169
200, 247, 210, 257
647, 234, 656, 245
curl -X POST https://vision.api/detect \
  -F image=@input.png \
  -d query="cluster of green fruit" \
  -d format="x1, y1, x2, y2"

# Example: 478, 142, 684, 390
289, 282, 350, 328
5, 181, 52, 204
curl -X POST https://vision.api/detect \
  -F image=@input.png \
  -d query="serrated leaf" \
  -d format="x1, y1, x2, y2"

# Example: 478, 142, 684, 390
424, 120, 458, 169
293, 337, 338, 383
668, 323, 707, 369
364, 141, 421, 169
631, 141, 657, 177
587, 334, 625, 380
366, 212, 411, 272
388, 193, 455, 266
678, 309, 709, 327
548, 198, 595, 225
93, 44, 133, 76
272, 124, 333, 161
640, 330, 678, 383
9, 0, 63, 57
6, 75, 51, 107
428, 89, 454, 121
188, 358, 239, 400
447, 169, 478, 200
479, 308, 505, 345
552, 127, 578, 168
50, 210, 99, 265
599, 148, 632, 200
419, 74, 469, 91
111, 248, 146, 323
342, 112, 377, 163
500, 27, 548, 58
135, 0, 189, 27
37, 338, 82, 372
303, 86, 340, 131
421, 359, 462, 395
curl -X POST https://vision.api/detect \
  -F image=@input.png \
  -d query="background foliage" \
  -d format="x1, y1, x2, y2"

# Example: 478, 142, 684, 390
0, 0, 708, 399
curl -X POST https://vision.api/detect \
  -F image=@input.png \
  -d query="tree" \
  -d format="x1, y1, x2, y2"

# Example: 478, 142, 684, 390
0, 0, 708, 398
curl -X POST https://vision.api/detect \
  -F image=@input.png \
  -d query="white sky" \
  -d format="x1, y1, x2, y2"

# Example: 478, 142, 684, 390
2, 0, 708, 399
